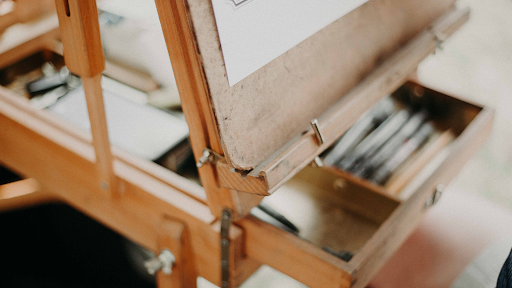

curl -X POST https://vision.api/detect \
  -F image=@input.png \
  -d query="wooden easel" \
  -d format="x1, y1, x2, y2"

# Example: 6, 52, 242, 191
0, 0, 494, 287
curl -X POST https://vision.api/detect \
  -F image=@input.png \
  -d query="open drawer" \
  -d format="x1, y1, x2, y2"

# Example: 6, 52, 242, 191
236, 81, 493, 288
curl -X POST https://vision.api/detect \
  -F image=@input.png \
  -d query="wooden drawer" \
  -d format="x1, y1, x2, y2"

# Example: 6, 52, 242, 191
238, 82, 493, 287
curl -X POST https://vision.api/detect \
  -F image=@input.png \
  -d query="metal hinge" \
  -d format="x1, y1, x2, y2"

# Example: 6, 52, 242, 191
433, 31, 448, 54
220, 209, 232, 288
196, 148, 224, 168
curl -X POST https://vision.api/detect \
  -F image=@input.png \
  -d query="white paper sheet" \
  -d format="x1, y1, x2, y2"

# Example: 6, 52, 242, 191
211, 0, 369, 86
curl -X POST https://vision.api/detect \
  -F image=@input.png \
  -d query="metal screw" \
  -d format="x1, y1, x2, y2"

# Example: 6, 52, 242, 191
333, 178, 347, 191
196, 149, 211, 168
222, 260, 229, 268
101, 181, 108, 190
143, 249, 176, 275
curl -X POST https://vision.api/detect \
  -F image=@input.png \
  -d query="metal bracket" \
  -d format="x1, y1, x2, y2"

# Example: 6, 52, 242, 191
143, 249, 176, 275
220, 209, 233, 288
196, 148, 224, 168
425, 184, 444, 208
310, 119, 324, 145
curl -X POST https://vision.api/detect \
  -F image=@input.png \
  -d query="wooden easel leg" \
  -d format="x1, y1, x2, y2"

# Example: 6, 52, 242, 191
156, 218, 198, 288
0, 178, 60, 212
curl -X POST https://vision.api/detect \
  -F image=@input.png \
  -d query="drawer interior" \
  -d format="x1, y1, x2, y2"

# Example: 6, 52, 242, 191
255, 81, 489, 269
321, 81, 483, 200
260, 165, 399, 257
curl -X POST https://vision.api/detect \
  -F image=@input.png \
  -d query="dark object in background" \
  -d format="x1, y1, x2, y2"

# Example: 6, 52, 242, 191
497, 248, 512, 288
26, 66, 71, 96
0, 204, 155, 288
0, 166, 22, 185
257, 202, 299, 234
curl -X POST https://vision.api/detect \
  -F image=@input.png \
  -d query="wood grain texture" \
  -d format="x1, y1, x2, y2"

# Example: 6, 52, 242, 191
55, 0, 115, 193
0, 84, 209, 204
187, 0, 456, 170
217, 159, 268, 196
0, 95, 257, 287
0, 0, 55, 34
156, 218, 197, 288
0, 178, 60, 212
386, 130, 455, 195
54, 0, 104, 76
154, 0, 262, 218
238, 216, 353, 288
214, 7, 470, 195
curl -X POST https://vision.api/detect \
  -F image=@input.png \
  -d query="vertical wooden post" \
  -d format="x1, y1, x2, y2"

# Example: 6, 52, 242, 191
157, 218, 198, 288
154, 0, 263, 219
54, 0, 115, 194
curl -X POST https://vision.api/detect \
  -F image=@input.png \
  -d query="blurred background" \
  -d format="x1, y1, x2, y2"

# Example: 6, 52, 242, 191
418, 0, 512, 211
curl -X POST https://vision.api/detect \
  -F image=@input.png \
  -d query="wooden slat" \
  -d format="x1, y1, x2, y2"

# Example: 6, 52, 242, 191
0, 0, 55, 34
82, 74, 116, 193
154, 0, 263, 218
238, 216, 352, 288
188, 0, 457, 170
0, 178, 59, 211
156, 218, 197, 288
216, 7, 471, 196
0, 15, 59, 69
386, 130, 455, 195
55, 0, 116, 194
0, 96, 257, 286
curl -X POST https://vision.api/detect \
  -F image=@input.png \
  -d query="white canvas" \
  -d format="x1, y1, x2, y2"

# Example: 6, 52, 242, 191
211, 0, 369, 86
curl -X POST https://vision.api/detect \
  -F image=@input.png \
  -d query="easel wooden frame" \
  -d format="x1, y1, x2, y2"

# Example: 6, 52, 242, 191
0, 1, 494, 288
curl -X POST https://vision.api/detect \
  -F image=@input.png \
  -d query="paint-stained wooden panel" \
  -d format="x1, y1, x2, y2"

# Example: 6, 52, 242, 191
187, 0, 456, 170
